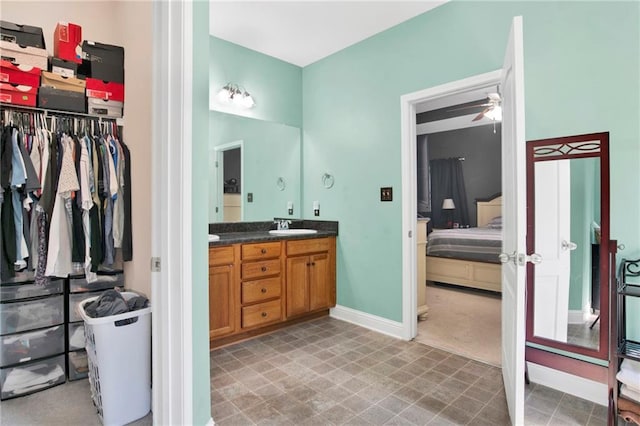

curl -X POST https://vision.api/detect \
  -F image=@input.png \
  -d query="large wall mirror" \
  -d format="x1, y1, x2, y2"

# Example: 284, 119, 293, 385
209, 111, 301, 223
526, 132, 610, 360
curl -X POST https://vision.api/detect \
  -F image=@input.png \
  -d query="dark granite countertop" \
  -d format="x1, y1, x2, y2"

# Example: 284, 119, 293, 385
208, 219, 338, 246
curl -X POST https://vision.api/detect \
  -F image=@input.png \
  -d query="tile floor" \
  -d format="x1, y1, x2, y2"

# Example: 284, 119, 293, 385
211, 317, 609, 425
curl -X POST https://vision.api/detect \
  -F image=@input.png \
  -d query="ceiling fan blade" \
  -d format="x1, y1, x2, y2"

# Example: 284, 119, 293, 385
472, 108, 490, 122
447, 102, 491, 112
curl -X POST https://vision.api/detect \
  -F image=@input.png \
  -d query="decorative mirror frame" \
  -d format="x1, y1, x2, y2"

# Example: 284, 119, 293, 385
525, 132, 610, 360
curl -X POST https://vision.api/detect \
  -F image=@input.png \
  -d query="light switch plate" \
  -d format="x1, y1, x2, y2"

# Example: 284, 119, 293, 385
381, 187, 393, 202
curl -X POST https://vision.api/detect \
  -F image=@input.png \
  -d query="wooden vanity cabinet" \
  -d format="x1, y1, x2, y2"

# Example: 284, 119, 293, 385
286, 237, 336, 318
208, 245, 239, 339
209, 236, 336, 347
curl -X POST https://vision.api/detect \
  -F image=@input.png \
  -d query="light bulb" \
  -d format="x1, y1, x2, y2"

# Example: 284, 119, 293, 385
241, 93, 255, 108
217, 86, 232, 103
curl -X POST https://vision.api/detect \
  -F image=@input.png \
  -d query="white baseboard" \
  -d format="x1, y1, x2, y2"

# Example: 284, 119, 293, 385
526, 361, 607, 406
568, 310, 585, 324
330, 305, 405, 340
207, 417, 215, 426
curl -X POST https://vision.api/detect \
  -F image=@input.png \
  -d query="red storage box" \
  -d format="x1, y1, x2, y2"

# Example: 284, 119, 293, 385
53, 22, 82, 64
86, 78, 124, 102
0, 60, 40, 87
0, 83, 37, 106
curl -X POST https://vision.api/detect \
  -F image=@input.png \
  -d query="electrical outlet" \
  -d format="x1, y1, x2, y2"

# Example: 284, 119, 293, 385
313, 201, 320, 216
247, 193, 253, 202
381, 187, 393, 202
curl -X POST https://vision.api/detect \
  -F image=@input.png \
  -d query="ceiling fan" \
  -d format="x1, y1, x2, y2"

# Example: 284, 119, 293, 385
447, 92, 502, 122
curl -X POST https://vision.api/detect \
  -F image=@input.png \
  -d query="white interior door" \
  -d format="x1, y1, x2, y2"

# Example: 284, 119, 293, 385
500, 16, 526, 426
533, 160, 571, 342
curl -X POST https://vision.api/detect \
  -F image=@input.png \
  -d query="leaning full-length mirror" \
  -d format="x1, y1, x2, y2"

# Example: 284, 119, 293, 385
526, 132, 610, 360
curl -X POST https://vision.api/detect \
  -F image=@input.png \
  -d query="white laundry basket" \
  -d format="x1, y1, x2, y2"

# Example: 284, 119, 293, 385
78, 291, 151, 426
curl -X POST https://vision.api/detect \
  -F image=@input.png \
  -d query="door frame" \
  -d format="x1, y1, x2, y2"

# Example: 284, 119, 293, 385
214, 140, 244, 222
399, 70, 502, 340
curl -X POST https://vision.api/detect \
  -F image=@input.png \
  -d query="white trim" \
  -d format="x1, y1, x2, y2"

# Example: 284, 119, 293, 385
330, 305, 405, 340
399, 70, 502, 342
214, 140, 244, 222
568, 310, 586, 324
151, 1, 193, 424
416, 113, 500, 135
207, 418, 215, 426
526, 361, 607, 406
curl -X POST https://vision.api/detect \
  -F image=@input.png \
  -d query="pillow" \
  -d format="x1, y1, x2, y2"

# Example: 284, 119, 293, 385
486, 216, 502, 229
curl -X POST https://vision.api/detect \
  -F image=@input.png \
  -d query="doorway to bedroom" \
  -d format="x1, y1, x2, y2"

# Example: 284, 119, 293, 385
411, 82, 504, 367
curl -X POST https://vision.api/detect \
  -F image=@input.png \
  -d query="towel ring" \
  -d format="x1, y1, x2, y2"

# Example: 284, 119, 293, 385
322, 173, 334, 189
276, 177, 286, 191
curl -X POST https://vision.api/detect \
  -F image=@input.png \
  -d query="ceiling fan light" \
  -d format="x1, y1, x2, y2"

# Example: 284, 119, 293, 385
484, 105, 502, 121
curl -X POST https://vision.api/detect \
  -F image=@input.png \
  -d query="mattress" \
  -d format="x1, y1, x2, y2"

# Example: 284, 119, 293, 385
426, 227, 502, 264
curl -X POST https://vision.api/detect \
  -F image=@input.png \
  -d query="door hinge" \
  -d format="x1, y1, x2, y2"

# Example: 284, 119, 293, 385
151, 257, 161, 272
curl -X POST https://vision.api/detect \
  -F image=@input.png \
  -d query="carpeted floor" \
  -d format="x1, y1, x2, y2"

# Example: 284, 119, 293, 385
415, 283, 502, 367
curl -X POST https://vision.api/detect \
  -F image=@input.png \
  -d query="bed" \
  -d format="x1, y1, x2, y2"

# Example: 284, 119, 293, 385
425, 194, 503, 293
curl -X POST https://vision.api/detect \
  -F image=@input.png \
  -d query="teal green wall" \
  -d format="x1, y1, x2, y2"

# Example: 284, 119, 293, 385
569, 158, 598, 312
301, 1, 640, 329
209, 111, 301, 222
193, 0, 211, 423
210, 36, 302, 127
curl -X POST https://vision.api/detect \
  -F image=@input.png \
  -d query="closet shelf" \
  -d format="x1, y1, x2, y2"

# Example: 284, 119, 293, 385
0, 102, 124, 125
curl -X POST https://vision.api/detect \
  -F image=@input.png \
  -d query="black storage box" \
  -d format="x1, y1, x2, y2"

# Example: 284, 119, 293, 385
0, 21, 46, 49
78, 41, 124, 83
49, 57, 79, 78
38, 86, 86, 113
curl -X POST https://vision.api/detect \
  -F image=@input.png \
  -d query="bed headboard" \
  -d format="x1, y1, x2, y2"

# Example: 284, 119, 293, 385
476, 194, 502, 227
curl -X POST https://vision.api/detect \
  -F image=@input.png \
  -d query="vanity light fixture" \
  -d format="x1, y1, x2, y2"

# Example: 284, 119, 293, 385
217, 83, 255, 109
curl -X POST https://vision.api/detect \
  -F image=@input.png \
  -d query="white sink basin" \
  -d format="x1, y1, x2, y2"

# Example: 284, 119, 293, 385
269, 229, 318, 236
208, 234, 220, 242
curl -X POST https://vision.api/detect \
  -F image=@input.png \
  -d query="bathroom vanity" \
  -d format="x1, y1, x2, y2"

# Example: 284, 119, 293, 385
208, 222, 337, 348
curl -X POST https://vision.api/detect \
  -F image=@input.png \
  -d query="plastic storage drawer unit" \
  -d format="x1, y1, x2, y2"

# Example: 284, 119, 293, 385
0, 353, 66, 400
67, 321, 86, 351
0, 278, 63, 302
0, 325, 65, 367
67, 350, 88, 381
0, 295, 64, 335
68, 271, 124, 293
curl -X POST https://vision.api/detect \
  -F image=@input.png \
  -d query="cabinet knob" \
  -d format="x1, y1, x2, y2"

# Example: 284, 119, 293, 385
261, 288, 267, 293
261, 248, 267, 254
261, 312, 267, 318
261, 266, 267, 272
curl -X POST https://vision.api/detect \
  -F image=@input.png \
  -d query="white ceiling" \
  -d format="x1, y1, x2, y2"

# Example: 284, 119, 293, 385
210, 1, 447, 67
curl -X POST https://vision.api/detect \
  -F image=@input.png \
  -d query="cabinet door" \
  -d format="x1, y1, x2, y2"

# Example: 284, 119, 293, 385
309, 253, 333, 311
209, 264, 236, 338
286, 256, 310, 317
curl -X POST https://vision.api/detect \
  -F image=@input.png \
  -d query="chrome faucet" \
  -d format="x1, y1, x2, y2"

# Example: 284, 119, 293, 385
275, 219, 291, 230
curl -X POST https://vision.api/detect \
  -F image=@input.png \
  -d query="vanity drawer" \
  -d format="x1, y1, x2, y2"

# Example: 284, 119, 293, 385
0, 325, 65, 367
209, 246, 235, 266
242, 259, 280, 280
242, 242, 281, 261
241, 278, 281, 304
287, 238, 331, 256
241, 299, 281, 329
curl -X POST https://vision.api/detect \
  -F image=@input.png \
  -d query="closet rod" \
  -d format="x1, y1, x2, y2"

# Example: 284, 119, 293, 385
0, 102, 124, 125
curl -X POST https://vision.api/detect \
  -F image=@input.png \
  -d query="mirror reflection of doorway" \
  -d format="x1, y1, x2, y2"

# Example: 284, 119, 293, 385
214, 141, 243, 222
